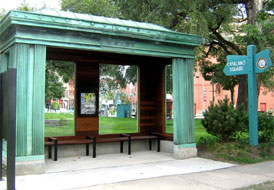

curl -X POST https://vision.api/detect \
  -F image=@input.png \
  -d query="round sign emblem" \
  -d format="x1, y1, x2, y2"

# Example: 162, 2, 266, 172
257, 58, 267, 70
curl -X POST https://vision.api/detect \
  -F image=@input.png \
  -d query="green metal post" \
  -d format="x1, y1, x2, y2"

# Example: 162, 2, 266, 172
247, 45, 258, 146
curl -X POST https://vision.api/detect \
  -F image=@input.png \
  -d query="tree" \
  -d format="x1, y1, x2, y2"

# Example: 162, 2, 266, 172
120, 92, 130, 104
191, 0, 273, 108
117, 0, 274, 108
0, 9, 6, 21
201, 62, 239, 103
61, 0, 119, 17
45, 61, 75, 105
0, 3, 76, 106
61, 0, 274, 108
99, 64, 137, 95
166, 65, 173, 95
62, 0, 138, 92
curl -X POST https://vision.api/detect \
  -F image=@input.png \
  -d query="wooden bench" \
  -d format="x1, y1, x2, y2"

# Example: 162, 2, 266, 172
130, 134, 160, 154
93, 133, 160, 156
45, 136, 129, 161
45, 133, 161, 161
45, 136, 94, 161
93, 135, 130, 158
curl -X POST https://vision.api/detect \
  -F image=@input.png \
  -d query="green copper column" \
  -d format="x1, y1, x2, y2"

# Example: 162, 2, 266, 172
172, 58, 196, 159
0, 53, 8, 72
9, 44, 46, 164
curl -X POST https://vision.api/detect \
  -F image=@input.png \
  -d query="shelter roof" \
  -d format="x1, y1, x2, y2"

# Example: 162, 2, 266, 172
0, 10, 202, 58
34, 9, 171, 32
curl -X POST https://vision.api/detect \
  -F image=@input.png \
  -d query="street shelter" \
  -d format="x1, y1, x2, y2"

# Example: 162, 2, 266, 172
0, 10, 201, 174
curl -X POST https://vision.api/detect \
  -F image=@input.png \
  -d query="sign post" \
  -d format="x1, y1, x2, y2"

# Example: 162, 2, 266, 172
223, 45, 272, 146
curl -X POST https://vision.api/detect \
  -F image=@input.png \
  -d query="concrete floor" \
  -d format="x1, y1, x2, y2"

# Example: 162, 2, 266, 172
0, 151, 239, 190
45, 151, 176, 173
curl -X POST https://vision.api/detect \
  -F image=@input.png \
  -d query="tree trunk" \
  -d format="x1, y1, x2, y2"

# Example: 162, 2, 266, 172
236, 75, 248, 108
257, 75, 261, 99
230, 88, 234, 105
236, 0, 263, 109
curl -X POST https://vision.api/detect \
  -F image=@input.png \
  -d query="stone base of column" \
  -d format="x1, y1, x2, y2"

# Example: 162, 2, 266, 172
3, 155, 45, 175
16, 160, 45, 175
174, 144, 197, 159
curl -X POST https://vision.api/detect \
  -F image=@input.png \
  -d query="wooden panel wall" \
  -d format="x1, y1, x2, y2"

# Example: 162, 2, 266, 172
139, 63, 166, 135
75, 62, 99, 136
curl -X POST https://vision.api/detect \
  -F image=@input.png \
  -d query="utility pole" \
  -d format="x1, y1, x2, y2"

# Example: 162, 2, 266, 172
212, 72, 215, 104
202, 82, 204, 115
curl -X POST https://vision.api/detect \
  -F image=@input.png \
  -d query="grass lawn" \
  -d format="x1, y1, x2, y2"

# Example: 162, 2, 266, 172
45, 112, 74, 120
45, 120, 75, 137
99, 117, 138, 134
45, 113, 209, 142
236, 181, 274, 190
45, 113, 75, 137
167, 119, 211, 141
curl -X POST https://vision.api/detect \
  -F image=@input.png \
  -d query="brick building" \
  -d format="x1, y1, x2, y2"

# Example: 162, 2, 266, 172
194, 69, 274, 116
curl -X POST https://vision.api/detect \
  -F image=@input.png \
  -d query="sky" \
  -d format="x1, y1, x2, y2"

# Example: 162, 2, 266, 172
0, 0, 61, 12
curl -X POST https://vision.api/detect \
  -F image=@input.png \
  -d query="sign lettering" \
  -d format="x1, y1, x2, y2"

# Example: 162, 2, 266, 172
223, 55, 248, 76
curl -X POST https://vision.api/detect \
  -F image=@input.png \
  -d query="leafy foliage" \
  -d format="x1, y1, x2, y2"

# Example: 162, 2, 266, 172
51, 102, 60, 110
99, 64, 137, 91
61, 0, 119, 17
2, 0, 272, 109
258, 112, 274, 142
201, 99, 248, 141
0, 9, 6, 21
198, 136, 274, 164
166, 65, 173, 94
60, 0, 274, 108
120, 92, 130, 104
202, 99, 274, 143
45, 61, 75, 103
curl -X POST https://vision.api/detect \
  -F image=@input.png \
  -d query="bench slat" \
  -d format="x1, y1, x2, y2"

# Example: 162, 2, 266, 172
96, 137, 128, 143
131, 136, 158, 140
56, 140, 93, 145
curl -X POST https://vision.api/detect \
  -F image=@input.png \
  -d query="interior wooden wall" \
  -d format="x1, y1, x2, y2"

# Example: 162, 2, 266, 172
75, 62, 99, 136
139, 63, 166, 135
46, 47, 171, 137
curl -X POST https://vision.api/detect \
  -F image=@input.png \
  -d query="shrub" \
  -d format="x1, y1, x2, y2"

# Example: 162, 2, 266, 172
51, 101, 59, 110
258, 112, 274, 142
201, 99, 248, 141
259, 141, 274, 157
197, 136, 219, 150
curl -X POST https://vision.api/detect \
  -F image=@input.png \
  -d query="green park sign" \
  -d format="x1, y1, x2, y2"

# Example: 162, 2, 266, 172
224, 45, 272, 146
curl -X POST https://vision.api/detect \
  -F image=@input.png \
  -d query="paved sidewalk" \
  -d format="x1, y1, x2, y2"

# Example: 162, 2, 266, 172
0, 152, 273, 190
78, 161, 274, 190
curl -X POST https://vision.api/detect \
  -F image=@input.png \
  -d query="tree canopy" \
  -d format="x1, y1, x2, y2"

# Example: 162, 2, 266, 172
1, 0, 273, 107
61, 0, 273, 107
45, 61, 75, 104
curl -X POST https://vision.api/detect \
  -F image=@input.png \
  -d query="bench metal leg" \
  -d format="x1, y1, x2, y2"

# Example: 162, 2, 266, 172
120, 141, 123, 153
157, 136, 160, 152
149, 139, 152, 150
48, 146, 52, 159
54, 140, 58, 161
128, 136, 131, 155
86, 143, 89, 156
93, 137, 96, 158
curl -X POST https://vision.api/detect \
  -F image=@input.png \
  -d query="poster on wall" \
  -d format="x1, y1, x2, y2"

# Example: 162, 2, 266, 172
80, 93, 96, 115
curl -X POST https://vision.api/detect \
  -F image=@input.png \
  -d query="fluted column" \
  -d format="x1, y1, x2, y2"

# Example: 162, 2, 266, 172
172, 58, 197, 159
10, 44, 46, 160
